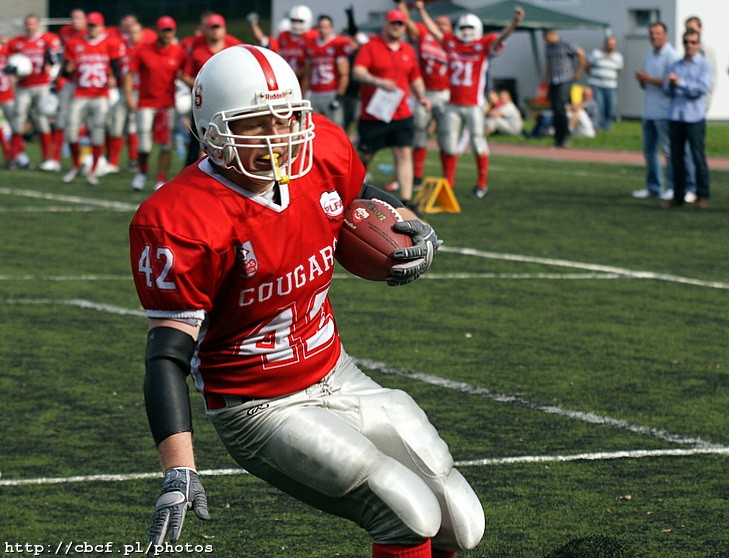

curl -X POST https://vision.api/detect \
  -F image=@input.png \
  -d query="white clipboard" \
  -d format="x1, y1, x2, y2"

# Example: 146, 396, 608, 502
365, 87, 405, 123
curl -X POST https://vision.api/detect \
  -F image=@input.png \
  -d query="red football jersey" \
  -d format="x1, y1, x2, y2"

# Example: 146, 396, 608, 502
354, 35, 421, 121
442, 32, 502, 106
129, 116, 366, 398
305, 35, 352, 93
129, 41, 187, 108
58, 24, 86, 47
183, 35, 243, 79
276, 30, 316, 78
7, 31, 61, 88
64, 33, 125, 98
415, 23, 449, 92
0, 44, 14, 103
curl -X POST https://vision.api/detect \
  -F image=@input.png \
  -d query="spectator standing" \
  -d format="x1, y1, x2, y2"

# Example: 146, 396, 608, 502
663, 29, 712, 208
303, 15, 353, 128
60, 12, 124, 185
542, 28, 586, 148
416, 2, 524, 198
632, 21, 678, 201
586, 36, 623, 131
404, 5, 451, 188
6, 14, 61, 169
352, 8, 431, 212
124, 16, 186, 191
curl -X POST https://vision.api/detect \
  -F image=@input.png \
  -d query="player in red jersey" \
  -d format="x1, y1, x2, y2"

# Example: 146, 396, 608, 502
60, 12, 125, 185
405, 9, 452, 189
248, 4, 318, 85
6, 14, 61, 169
181, 13, 242, 166
303, 14, 353, 128
124, 16, 187, 191
416, 2, 524, 198
46, 8, 87, 172
0, 41, 16, 165
130, 45, 483, 558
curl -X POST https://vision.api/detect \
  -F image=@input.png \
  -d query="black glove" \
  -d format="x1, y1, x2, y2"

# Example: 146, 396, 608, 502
3, 65, 17, 75
150, 467, 209, 544
387, 220, 441, 286
328, 95, 343, 111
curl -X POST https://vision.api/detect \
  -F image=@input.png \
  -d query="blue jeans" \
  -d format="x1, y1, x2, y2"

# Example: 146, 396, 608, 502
669, 120, 710, 201
642, 119, 672, 195
593, 86, 617, 131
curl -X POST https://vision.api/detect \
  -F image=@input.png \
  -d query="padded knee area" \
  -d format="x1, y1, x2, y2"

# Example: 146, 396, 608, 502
432, 468, 485, 551
365, 455, 442, 542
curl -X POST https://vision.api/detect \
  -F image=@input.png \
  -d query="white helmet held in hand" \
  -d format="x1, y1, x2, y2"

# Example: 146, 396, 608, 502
192, 45, 315, 185
288, 5, 313, 35
7, 53, 33, 78
455, 13, 483, 43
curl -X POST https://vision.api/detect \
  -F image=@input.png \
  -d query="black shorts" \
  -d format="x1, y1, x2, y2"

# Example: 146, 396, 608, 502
357, 117, 415, 153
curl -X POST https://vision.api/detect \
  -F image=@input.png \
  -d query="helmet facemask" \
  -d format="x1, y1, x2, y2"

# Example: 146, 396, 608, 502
201, 94, 315, 187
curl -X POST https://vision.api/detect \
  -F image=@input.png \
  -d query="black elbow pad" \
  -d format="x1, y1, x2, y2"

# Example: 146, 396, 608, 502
144, 327, 196, 445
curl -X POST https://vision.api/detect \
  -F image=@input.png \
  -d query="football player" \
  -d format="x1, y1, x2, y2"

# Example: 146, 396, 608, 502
302, 14, 353, 128
124, 16, 187, 191
247, 4, 317, 85
60, 12, 125, 185
415, 1, 524, 198
5, 14, 61, 170
404, 7, 452, 189
130, 45, 482, 558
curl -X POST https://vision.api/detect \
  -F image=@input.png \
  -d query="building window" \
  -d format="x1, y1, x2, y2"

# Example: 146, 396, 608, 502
630, 9, 660, 32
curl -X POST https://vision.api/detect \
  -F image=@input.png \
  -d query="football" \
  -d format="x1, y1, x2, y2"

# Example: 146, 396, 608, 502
336, 198, 414, 282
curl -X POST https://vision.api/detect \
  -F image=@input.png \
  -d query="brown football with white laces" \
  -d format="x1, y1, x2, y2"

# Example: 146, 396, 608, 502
336, 199, 414, 282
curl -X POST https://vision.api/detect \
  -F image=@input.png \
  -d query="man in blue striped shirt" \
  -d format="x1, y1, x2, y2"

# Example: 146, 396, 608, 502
663, 29, 713, 208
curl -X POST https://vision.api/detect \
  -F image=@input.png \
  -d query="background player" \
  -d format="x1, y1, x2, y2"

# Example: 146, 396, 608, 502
130, 45, 482, 558
415, 2, 524, 198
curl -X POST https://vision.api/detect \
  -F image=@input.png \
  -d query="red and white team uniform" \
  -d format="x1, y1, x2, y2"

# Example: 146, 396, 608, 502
276, 29, 317, 83
439, 32, 503, 191
7, 30, 61, 162
51, 22, 87, 164
63, 32, 125, 175
183, 34, 242, 79
354, 35, 421, 122
306, 35, 352, 94
128, 39, 187, 181
412, 22, 450, 182
106, 32, 148, 169
305, 34, 352, 126
130, 115, 363, 398
0, 44, 16, 162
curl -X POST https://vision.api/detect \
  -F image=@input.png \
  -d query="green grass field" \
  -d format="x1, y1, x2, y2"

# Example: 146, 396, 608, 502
1, 138, 728, 558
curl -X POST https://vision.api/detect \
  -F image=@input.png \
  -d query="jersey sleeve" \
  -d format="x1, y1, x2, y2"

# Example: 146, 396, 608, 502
129, 197, 227, 319
484, 33, 503, 57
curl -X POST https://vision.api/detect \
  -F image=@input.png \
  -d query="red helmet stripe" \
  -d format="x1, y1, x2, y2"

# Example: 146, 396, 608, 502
242, 45, 279, 91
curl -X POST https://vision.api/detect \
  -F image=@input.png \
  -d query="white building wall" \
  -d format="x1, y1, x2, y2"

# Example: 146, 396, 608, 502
273, 0, 729, 120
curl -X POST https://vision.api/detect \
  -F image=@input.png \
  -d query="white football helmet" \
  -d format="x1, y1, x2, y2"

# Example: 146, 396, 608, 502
288, 5, 313, 35
7, 53, 33, 78
193, 45, 315, 185
455, 14, 483, 43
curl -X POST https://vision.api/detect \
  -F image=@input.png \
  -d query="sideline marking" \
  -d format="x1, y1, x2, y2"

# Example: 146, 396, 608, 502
440, 246, 729, 290
0, 187, 138, 211
2, 447, 727, 487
